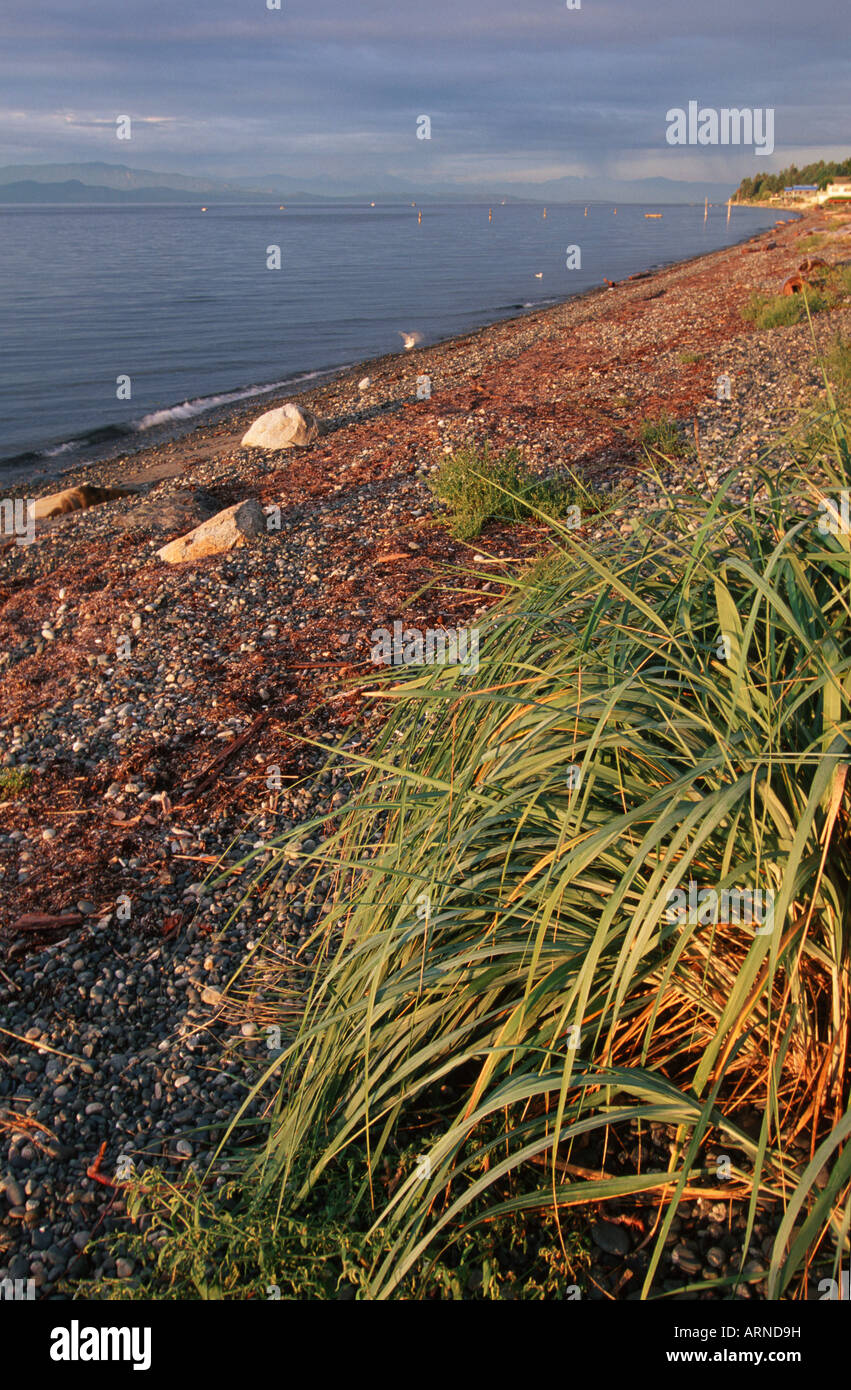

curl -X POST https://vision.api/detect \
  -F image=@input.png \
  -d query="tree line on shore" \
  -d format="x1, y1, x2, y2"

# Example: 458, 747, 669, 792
735, 155, 851, 201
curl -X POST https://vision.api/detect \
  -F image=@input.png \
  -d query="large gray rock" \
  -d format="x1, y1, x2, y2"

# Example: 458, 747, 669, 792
156, 499, 266, 564
240, 403, 319, 450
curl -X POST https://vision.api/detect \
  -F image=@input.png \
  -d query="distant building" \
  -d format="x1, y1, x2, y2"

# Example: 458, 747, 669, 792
767, 184, 820, 205
817, 180, 851, 204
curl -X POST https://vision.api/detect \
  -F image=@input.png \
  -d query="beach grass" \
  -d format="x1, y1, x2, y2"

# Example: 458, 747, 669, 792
101, 364, 851, 1302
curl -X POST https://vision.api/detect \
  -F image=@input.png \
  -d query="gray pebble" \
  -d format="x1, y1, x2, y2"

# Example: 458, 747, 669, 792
672, 1244, 702, 1276
1, 1178, 25, 1208
591, 1220, 631, 1256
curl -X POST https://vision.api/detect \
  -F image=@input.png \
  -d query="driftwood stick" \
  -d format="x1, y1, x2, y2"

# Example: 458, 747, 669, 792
179, 710, 268, 804
10, 911, 84, 933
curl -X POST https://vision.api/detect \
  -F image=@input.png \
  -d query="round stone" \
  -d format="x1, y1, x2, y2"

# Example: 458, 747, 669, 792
672, 1244, 702, 1276
591, 1220, 631, 1256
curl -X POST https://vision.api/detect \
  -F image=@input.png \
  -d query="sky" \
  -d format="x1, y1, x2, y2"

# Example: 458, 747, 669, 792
1, 0, 848, 193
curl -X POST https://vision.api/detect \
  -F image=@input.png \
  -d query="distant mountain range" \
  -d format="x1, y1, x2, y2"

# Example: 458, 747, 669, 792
0, 161, 736, 205
0, 163, 320, 204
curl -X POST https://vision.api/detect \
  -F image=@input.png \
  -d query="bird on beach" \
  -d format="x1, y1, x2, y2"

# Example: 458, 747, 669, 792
358, 377, 371, 391
399, 331, 423, 351
534, 272, 543, 278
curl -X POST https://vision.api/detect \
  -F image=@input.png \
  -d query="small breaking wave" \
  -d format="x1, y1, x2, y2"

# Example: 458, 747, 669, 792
131, 367, 341, 432
40, 440, 79, 458
1, 363, 354, 473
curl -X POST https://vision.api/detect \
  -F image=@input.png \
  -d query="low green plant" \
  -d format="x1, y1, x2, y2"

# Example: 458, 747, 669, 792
828, 264, 851, 298
74, 1158, 590, 1300
797, 234, 828, 253
0, 768, 32, 798
742, 287, 833, 329
825, 335, 851, 403
637, 412, 692, 457
678, 352, 703, 365
427, 444, 599, 541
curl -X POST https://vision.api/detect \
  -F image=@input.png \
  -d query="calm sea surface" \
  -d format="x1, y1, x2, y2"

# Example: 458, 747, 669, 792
0, 201, 783, 480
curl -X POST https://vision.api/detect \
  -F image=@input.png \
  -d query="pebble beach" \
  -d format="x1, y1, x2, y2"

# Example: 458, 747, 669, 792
2, 204, 850, 1296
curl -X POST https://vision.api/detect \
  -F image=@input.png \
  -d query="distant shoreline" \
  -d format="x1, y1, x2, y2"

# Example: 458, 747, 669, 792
733, 199, 810, 212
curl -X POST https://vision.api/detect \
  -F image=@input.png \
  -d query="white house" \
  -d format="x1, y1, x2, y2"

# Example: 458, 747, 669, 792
817, 180, 851, 205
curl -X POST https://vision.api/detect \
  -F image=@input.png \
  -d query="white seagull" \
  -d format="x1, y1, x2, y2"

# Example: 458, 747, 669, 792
399, 331, 423, 351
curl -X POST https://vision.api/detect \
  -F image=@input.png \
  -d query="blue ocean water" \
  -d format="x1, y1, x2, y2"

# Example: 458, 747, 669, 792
0, 200, 782, 478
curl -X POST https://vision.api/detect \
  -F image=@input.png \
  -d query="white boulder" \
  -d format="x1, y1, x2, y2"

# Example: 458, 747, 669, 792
240, 403, 319, 450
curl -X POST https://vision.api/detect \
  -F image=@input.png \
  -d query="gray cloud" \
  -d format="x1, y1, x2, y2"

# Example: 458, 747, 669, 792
1, 0, 846, 188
